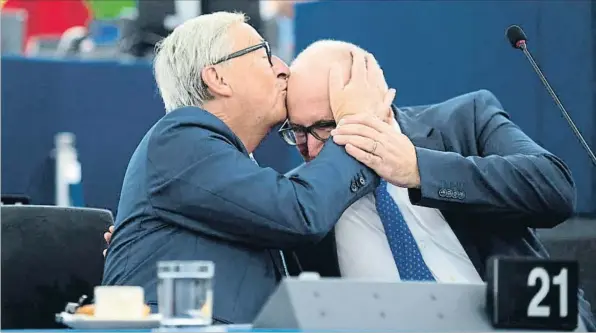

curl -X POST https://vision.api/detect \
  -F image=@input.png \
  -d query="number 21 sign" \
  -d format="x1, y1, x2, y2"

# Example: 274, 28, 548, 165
486, 256, 578, 331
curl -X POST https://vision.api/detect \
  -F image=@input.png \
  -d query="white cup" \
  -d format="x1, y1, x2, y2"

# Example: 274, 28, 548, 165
94, 286, 145, 320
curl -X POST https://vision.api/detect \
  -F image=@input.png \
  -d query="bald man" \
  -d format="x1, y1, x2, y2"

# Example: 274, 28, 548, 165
278, 40, 595, 330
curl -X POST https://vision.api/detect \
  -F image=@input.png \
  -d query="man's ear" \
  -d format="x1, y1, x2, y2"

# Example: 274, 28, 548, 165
201, 66, 233, 98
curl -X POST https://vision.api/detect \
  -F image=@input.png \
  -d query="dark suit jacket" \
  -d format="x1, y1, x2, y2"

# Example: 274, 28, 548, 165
287, 90, 594, 330
101, 107, 379, 324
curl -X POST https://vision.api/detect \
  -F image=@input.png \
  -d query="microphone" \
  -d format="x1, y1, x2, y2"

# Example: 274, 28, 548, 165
505, 25, 596, 167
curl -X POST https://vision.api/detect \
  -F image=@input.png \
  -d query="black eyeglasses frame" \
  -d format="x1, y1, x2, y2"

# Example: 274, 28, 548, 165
278, 119, 337, 146
212, 41, 272, 66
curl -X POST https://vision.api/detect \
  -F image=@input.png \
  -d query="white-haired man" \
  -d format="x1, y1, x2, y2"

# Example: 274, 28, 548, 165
102, 12, 394, 324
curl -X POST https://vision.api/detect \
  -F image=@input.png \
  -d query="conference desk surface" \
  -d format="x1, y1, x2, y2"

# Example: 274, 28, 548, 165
3, 324, 263, 332
2, 326, 302, 333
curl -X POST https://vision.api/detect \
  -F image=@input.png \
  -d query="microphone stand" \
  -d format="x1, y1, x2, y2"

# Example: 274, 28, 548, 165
518, 41, 596, 167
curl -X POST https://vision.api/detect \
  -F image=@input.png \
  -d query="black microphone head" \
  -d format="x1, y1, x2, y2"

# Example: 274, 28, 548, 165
506, 25, 527, 49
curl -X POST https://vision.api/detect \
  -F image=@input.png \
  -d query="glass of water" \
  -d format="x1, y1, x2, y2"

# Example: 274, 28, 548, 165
157, 261, 215, 327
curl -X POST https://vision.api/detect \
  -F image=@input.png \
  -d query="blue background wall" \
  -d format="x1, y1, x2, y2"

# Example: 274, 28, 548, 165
1, 58, 301, 213
294, 0, 596, 214
2, 58, 162, 212
2, 1, 595, 215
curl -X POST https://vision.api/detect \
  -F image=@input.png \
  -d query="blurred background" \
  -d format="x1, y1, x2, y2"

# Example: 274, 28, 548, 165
1, 0, 305, 209
1, 0, 595, 219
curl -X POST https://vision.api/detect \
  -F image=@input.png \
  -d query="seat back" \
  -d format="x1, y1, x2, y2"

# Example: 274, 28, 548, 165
1, 205, 113, 329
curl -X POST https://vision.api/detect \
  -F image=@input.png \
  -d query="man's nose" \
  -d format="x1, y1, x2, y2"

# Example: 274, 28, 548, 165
271, 55, 290, 80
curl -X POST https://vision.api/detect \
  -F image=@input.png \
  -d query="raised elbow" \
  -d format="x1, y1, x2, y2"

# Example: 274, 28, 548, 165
540, 155, 576, 227
547, 182, 576, 226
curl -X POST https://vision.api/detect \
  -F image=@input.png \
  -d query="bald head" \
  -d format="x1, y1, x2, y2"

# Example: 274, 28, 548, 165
288, 40, 385, 102
285, 40, 368, 161
291, 40, 365, 86
285, 40, 391, 162
287, 40, 381, 124
287, 40, 366, 119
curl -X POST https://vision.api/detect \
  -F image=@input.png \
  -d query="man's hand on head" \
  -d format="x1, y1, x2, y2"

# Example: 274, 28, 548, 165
331, 114, 421, 188
328, 51, 395, 122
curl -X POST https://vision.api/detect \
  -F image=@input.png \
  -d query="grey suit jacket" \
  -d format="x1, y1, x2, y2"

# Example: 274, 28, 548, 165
287, 90, 594, 330
101, 107, 379, 324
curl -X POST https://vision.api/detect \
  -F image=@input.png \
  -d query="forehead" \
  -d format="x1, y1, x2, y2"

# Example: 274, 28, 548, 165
286, 66, 332, 125
230, 23, 263, 48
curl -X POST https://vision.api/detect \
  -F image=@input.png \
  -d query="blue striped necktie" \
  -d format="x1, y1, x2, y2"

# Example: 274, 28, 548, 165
374, 180, 435, 281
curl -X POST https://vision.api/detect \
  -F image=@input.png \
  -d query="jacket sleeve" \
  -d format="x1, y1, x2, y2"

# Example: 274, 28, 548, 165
147, 127, 378, 250
408, 90, 576, 228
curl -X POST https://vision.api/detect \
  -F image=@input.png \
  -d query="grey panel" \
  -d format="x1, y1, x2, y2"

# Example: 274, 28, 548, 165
254, 278, 586, 332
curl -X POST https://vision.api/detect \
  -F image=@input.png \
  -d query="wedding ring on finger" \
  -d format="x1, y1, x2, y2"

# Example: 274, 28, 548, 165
371, 140, 379, 155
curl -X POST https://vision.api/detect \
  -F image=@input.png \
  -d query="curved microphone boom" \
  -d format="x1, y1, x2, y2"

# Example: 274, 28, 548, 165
505, 25, 596, 167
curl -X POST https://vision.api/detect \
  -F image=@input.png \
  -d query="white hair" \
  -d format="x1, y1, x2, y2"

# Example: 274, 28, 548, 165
153, 12, 247, 112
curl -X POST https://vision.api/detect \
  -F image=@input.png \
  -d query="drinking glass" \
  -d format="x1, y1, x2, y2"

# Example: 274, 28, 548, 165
157, 261, 214, 327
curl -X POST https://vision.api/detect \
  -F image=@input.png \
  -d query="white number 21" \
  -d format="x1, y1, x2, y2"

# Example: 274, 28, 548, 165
527, 267, 568, 317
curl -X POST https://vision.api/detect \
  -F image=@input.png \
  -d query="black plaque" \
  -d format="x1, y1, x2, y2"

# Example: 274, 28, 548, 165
486, 256, 578, 331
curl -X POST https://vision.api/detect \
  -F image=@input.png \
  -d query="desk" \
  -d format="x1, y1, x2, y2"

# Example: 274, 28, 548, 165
4, 329, 283, 333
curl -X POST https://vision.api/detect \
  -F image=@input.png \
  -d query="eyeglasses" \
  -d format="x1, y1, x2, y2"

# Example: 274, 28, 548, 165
213, 41, 272, 66
278, 119, 337, 146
